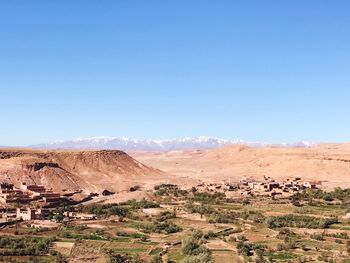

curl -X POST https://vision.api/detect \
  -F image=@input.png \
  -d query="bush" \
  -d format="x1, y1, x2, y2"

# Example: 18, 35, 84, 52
151, 255, 163, 263
310, 233, 324, 241
156, 211, 176, 222
266, 215, 338, 229
0, 236, 56, 256
190, 192, 226, 204
277, 228, 297, 239
154, 184, 188, 197
56, 252, 68, 263
181, 253, 213, 263
80, 204, 129, 218
121, 199, 160, 209
105, 250, 146, 263
292, 187, 350, 203
236, 242, 267, 259
181, 234, 213, 263
137, 221, 182, 234
325, 232, 349, 239
236, 242, 252, 257
185, 202, 215, 216
237, 235, 247, 242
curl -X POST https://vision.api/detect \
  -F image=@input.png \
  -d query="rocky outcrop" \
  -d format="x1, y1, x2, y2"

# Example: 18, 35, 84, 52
0, 149, 164, 193
23, 162, 60, 172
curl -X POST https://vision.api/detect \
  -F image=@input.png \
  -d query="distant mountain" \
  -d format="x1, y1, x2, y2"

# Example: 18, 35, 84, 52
31, 136, 315, 151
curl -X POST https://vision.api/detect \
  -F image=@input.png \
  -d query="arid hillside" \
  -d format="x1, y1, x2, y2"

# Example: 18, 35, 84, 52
133, 143, 350, 189
0, 149, 168, 193
2, 143, 350, 195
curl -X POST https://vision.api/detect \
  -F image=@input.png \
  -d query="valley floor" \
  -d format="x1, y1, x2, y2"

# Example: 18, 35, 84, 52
1, 185, 350, 262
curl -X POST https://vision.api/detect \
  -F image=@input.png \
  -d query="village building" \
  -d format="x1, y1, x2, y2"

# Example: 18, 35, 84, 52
0, 183, 32, 203
248, 182, 265, 191
21, 182, 61, 203
16, 208, 36, 221
0, 182, 61, 204
302, 182, 316, 189
63, 211, 96, 220
0, 207, 49, 222
265, 182, 280, 191
0, 208, 17, 223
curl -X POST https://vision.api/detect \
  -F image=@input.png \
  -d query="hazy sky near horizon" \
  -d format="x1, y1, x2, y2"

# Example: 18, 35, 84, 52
1, 1, 350, 146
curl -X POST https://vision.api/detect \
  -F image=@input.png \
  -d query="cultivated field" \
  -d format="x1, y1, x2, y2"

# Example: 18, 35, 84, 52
1, 184, 350, 262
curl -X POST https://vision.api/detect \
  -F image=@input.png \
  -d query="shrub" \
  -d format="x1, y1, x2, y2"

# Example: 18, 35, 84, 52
121, 199, 160, 209
181, 235, 213, 263
154, 184, 188, 197
56, 252, 68, 263
237, 235, 247, 242
137, 221, 182, 234
0, 236, 56, 256
266, 215, 338, 229
310, 233, 324, 241
181, 253, 213, 263
151, 255, 163, 263
277, 228, 297, 239
156, 211, 176, 222
190, 192, 226, 204
80, 204, 129, 218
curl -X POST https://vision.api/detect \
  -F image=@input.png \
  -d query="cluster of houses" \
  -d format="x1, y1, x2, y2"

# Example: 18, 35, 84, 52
0, 207, 50, 222
0, 207, 96, 224
0, 182, 64, 224
195, 176, 317, 197
195, 181, 236, 193
240, 176, 317, 197
0, 182, 61, 204
0, 181, 104, 225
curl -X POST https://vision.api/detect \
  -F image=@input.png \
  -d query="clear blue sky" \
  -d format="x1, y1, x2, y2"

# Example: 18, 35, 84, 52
1, 1, 350, 146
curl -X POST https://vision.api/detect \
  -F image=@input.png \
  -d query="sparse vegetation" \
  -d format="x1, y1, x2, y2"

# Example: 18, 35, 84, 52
180, 231, 213, 263
0, 236, 56, 256
136, 221, 182, 234
2, 180, 350, 262
154, 184, 188, 197
266, 214, 338, 229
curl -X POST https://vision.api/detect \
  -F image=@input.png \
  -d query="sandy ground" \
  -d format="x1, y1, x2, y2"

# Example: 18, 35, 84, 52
142, 207, 166, 216
29, 220, 60, 229
205, 239, 236, 251
53, 241, 75, 257
133, 143, 350, 189
2, 143, 350, 198
84, 223, 107, 229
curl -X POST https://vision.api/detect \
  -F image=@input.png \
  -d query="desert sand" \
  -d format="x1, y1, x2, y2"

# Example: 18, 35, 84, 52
133, 143, 350, 189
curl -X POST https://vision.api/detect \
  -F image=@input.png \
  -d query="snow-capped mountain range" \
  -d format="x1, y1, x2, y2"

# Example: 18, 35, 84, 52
31, 136, 315, 152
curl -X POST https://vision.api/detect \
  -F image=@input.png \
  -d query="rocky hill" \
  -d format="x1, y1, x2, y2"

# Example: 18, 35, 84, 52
0, 149, 165, 194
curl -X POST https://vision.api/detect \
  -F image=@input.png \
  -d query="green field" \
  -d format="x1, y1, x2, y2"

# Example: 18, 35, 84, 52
2, 186, 350, 262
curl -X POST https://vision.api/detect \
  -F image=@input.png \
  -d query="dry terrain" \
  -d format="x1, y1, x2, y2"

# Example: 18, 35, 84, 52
133, 143, 350, 189
0, 148, 178, 194
1, 185, 350, 262
1, 143, 350, 198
